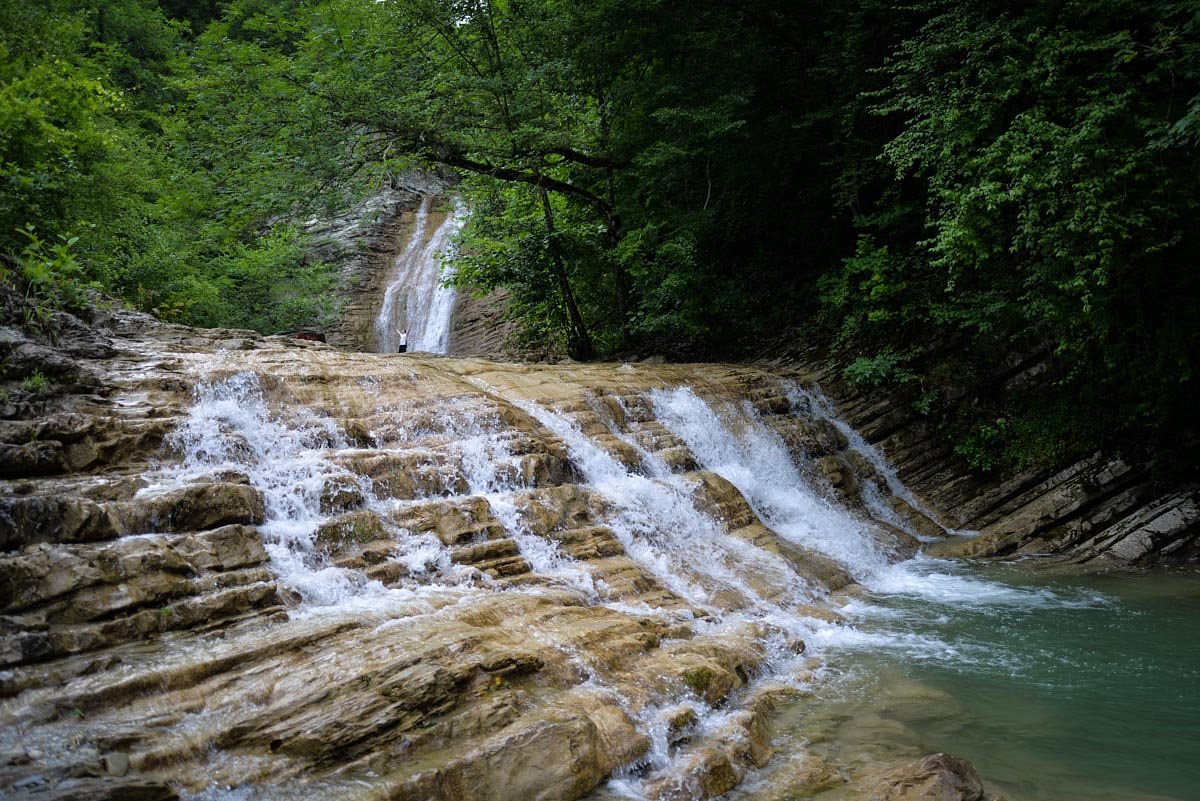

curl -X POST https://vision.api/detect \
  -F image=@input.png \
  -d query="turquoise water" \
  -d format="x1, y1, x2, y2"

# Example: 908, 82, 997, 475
825, 563, 1200, 801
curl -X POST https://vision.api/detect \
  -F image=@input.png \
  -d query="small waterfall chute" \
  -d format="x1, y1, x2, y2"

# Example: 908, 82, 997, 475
373, 197, 466, 354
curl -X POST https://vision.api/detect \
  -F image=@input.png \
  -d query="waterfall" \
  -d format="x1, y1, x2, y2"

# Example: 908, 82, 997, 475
372, 197, 466, 354
154, 372, 478, 614
647, 386, 1065, 611
131, 361, 1117, 801
649, 386, 894, 580
157, 369, 1036, 662
507, 394, 816, 615
782, 380, 978, 536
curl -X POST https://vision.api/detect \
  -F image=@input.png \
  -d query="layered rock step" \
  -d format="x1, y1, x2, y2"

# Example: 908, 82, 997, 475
1, 309, 971, 801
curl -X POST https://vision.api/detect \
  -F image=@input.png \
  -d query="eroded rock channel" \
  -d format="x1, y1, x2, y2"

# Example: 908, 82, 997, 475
0, 308, 1045, 801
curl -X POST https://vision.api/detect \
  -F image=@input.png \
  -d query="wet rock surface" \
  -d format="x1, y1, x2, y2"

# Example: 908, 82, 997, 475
781, 357, 1200, 566
0, 306, 982, 800
857, 753, 987, 801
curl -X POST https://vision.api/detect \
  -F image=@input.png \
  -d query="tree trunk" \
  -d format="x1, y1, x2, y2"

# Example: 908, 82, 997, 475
599, 105, 630, 331
539, 187, 594, 359
605, 216, 629, 325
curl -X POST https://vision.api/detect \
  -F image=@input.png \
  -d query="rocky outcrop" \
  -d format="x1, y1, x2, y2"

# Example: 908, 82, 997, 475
0, 302, 969, 800
446, 287, 525, 360
781, 357, 1200, 566
857, 753, 988, 801
309, 173, 457, 351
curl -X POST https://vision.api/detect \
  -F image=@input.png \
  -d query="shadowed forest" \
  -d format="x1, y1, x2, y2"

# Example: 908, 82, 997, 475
3, 0, 1198, 474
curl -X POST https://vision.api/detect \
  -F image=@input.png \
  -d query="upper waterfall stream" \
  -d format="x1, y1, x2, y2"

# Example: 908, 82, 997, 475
1, 328, 1195, 801
373, 197, 465, 354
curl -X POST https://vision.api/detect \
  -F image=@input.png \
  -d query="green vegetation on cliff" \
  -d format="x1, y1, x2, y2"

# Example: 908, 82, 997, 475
0, 1, 335, 331
2, 0, 1197, 472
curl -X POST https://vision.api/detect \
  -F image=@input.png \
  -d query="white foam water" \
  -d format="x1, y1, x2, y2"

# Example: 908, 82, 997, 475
508, 395, 818, 616
374, 197, 430, 353
373, 198, 465, 354
155, 372, 471, 614
438, 403, 603, 600
650, 386, 895, 580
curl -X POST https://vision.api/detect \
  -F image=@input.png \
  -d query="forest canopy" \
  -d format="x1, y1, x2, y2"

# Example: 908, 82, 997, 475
2, 0, 1198, 473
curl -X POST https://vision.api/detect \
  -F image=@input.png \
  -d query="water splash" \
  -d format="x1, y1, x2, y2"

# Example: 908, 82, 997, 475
647, 386, 1103, 617
156, 372, 468, 611
508, 394, 816, 616
650, 386, 895, 580
437, 402, 603, 600
782, 380, 978, 536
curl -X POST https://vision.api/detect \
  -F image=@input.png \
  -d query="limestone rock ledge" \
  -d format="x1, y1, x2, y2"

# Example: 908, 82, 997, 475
0, 302, 968, 800
782, 358, 1200, 567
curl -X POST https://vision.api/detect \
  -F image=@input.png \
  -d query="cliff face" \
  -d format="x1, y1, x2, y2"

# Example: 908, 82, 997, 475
310, 175, 458, 352
782, 357, 1200, 566
445, 287, 523, 360
311, 189, 424, 350
317, 183, 519, 358
1, 300, 996, 801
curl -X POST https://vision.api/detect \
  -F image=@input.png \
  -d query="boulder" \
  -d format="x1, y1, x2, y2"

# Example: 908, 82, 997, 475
859, 753, 986, 801
319, 475, 366, 513
0, 496, 121, 551
0, 441, 65, 478
115, 483, 266, 534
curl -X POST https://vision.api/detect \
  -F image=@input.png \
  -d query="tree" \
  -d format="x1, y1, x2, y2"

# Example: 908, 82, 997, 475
823, 0, 1200, 468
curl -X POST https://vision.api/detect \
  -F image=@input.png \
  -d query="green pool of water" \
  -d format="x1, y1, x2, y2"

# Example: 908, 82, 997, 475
824, 563, 1200, 801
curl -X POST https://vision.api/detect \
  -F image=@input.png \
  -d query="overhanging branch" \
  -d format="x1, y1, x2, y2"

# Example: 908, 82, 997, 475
432, 149, 613, 217
341, 119, 619, 222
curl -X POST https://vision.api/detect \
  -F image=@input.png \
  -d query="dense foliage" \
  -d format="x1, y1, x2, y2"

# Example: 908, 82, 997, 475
0, 1, 336, 331
823, 1, 1200, 470
2, 0, 1197, 473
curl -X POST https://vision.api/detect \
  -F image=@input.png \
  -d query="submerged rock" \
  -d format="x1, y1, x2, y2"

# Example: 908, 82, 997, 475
858, 752, 986, 801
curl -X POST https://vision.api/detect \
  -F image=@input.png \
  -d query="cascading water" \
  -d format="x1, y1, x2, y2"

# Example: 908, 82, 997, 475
153, 371, 483, 616
372, 197, 466, 354
650, 386, 895, 581
28, 339, 1190, 801
374, 197, 430, 352
647, 386, 1100, 620
161, 366, 1102, 800
507, 393, 817, 616
451, 387, 932, 799
782, 380, 978, 536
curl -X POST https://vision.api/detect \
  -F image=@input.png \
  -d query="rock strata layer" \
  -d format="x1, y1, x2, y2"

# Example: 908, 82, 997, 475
782, 357, 1200, 566
0, 305, 974, 800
